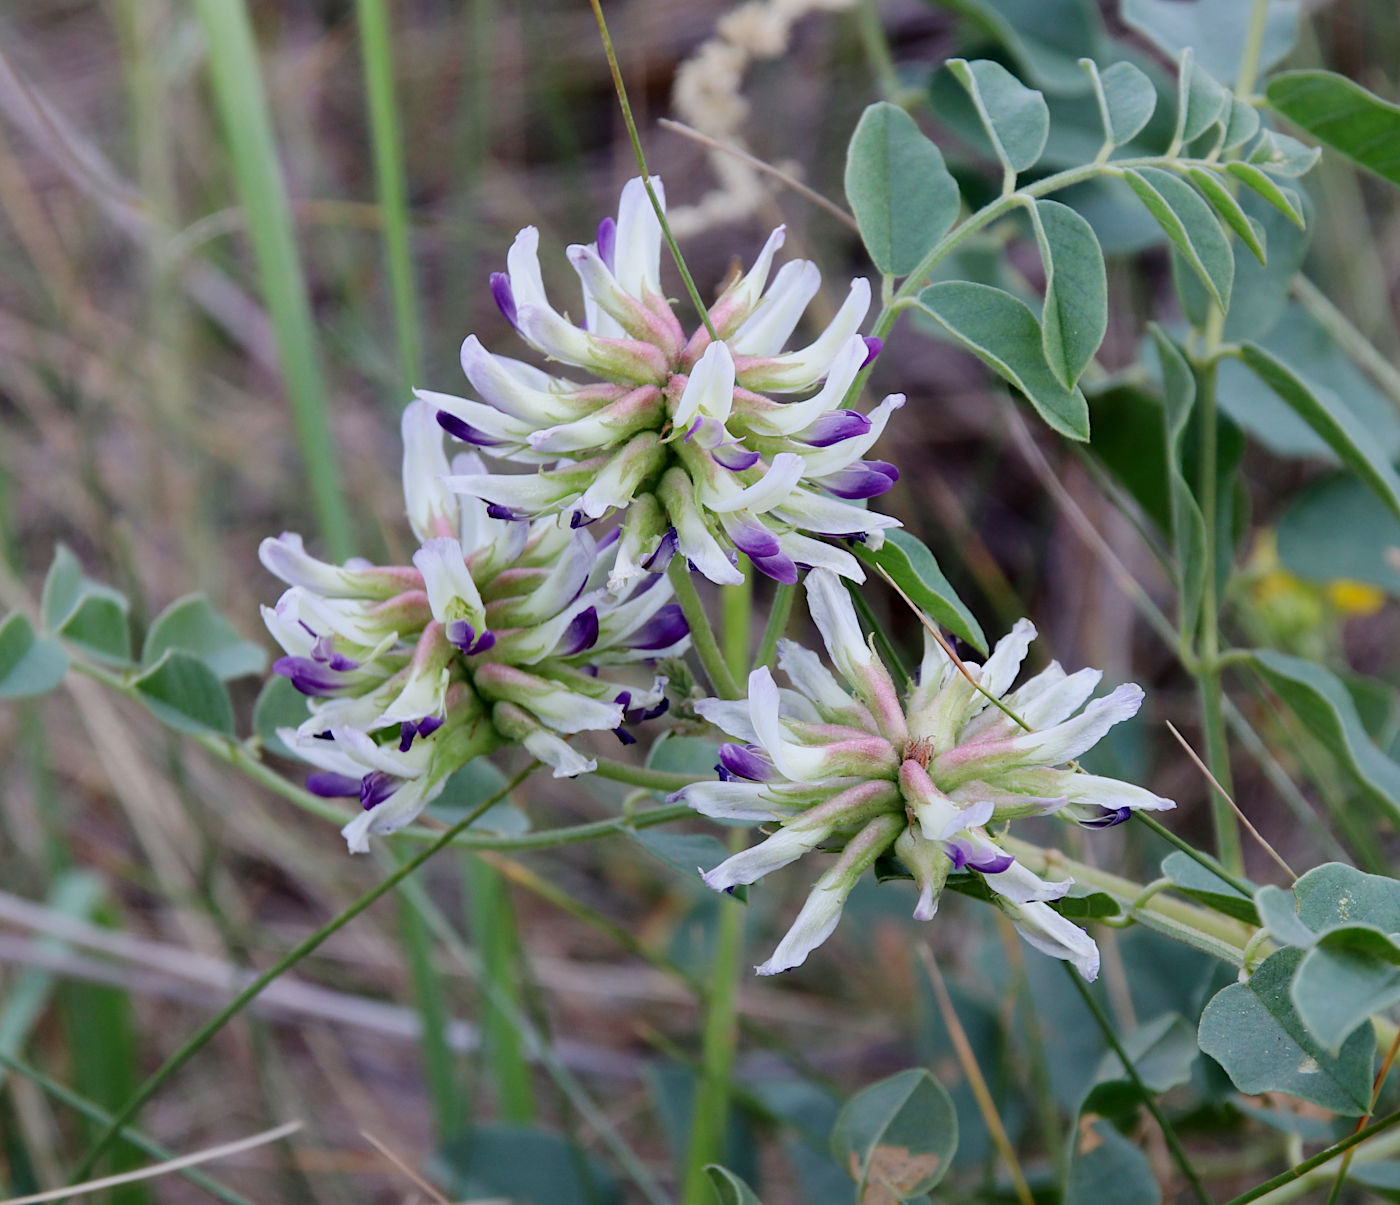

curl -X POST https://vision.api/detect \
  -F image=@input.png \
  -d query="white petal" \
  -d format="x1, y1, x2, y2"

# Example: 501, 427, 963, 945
747, 667, 828, 780
671, 340, 736, 430
413, 537, 485, 626
401, 401, 457, 542
776, 639, 856, 716
342, 774, 444, 854
613, 176, 664, 298
1002, 900, 1100, 980
748, 278, 872, 392
705, 452, 805, 515
728, 260, 822, 356
741, 334, 868, 437
1009, 683, 1145, 765
694, 697, 759, 742
678, 780, 802, 822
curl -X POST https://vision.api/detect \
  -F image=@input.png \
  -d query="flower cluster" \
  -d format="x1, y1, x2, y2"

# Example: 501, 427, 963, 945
262, 402, 688, 852
676, 570, 1174, 978
422, 176, 904, 590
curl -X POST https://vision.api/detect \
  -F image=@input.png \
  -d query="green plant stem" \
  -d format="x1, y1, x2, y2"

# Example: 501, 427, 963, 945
1136, 813, 1253, 898
680, 839, 745, 1205
355, 0, 422, 397
721, 573, 752, 683
753, 582, 795, 672
588, 0, 719, 342
1223, 1108, 1400, 1205
591, 757, 702, 793
1234, 0, 1274, 101
191, 0, 352, 559
668, 558, 742, 699
1062, 966, 1212, 1205
0, 1049, 255, 1205
67, 764, 535, 1184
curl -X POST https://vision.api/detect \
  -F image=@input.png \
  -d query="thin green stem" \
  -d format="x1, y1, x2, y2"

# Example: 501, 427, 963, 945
753, 582, 795, 671
1062, 966, 1212, 1205
1234, 0, 1274, 101
681, 837, 745, 1205
0, 1048, 255, 1205
355, 0, 422, 397
1136, 813, 1253, 899
592, 757, 704, 794
668, 558, 742, 699
721, 573, 752, 683
68, 764, 536, 1183
588, 0, 719, 341
1223, 1108, 1400, 1205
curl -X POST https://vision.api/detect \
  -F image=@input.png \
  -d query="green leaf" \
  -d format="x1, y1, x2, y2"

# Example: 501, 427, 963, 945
1121, 0, 1301, 86
1085, 384, 1172, 533
647, 733, 722, 779
39, 545, 131, 664
1161, 851, 1257, 925
131, 649, 235, 737
1266, 70, 1400, 188
1083, 1012, 1198, 1117
1224, 163, 1305, 226
1197, 946, 1374, 1115
844, 103, 960, 276
633, 830, 741, 900
1246, 649, 1400, 822
1248, 129, 1322, 177
1122, 166, 1233, 309
1254, 884, 1320, 949
1052, 885, 1122, 920
142, 594, 267, 680
1221, 97, 1262, 150
1293, 861, 1400, 935
1294, 932, 1400, 1053
1025, 199, 1107, 388
1081, 58, 1156, 147
705, 1166, 764, 1205
0, 613, 69, 700
1237, 343, 1400, 522
1277, 475, 1400, 596
852, 529, 986, 655
432, 1124, 621, 1205
1352, 1162, 1400, 1200
940, 0, 1109, 93
1149, 328, 1207, 640
946, 58, 1049, 176
1186, 169, 1265, 262
831, 1069, 957, 1200
252, 673, 309, 759
1174, 50, 1230, 145
1065, 1119, 1161, 1205
916, 282, 1089, 440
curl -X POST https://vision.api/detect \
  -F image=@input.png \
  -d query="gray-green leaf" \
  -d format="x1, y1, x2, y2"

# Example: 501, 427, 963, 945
1236, 343, 1400, 522
852, 529, 987, 654
1083, 1012, 1199, 1117
1175, 50, 1230, 145
1149, 328, 1207, 638
1197, 946, 1374, 1115
946, 58, 1049, 176
1121, 0, 1301, 87
1277, 475, 1400, 595
1266, 70, 1400, 188
132, 649, 235, 737
39, 545, 131, 664
705, 1166, 764, 1205
0, 613, 70, 700
1224, 163, 1306, 227
831, 1069, 957, 1200
1122, 167, 1233, 309
1026, 199, 1107, 388
917, 281, 1090, 440
1065, 1119, 1161, 1205
143, 594, 268, 680
1162, 851, 1257, 925
845, 103, 960, 276
1294, 932, 1400, 1053
1081, 58, 1156, 147
1186, 169, 1266, 263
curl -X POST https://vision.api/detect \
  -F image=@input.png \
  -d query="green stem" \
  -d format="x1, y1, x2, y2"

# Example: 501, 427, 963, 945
753, 582, 795, 672
68, 764, 535, 1183
1062, 966, 1212, 1205
355, 0, 422, 397
668, 558, 742, 699
680, 837, 745, 1205
722, 573, 752, 683
0, 1048, 254, 1205
592, 757, 704, 794
1223, 1108, 1400, 1205
1136, 813, 1253, 898
1233, 0, 1274, 101
588, 0, 719, 341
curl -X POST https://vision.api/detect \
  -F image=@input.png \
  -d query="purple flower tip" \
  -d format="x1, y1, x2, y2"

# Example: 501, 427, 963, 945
642, 528, 679, 573
613, 727, 638, 746
306, 771, 362, 798
629, 603, 688, 651
799, 410, 870, 448
399, 716, 444, 751
557, 606, 600, 657
971, 851, 1016, 875
438, 410, 506, 448
712, 444, 762, 472
752, 551, 800, 585
486, 502, 527, 522
822, 461, 899, 500
360, 771, 399, 811
718, 742, 775, 782
861, 336, 884, 369
570, 510, 599, 529
1082, 805, 1134, 829
274, 656, 347, 697
490, 272, 518, 328
596, 217, 617, 270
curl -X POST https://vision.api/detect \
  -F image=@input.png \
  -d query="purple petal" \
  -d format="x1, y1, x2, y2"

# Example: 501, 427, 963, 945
629, 603, 688, 650
486, 502, 529, 521
447, 620, 476, 652
712, 444, 762, 472
730, 520, 781, 560
718, 742, 776, 782
596, 217, 617, 270
683, 417, 704, 444
490, 271, 518, 328
557, 606, 600, 656
750, 549, 800, 585
306, 771, 362, 798
860, 336, 884, 369
570, 510, 599, 529
397, 715, 445, 753
274, 656, 348, 696
613, 727, 638, 746
972, 851, 1017, 874
641, 528, 678, 572
822, 461, 899, 500
438, 409, 507, 448
1081, 806, 1134, 829
360, 771, 400, 810
467, 630, 496, 656
797, 410, 871, 447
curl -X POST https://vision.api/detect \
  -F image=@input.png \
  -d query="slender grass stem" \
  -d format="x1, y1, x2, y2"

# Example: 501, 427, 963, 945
753, 582, 795, 672
67, 765, 535, 1183
355, 0, 422, 397
1136, 813, 1253, 899
668, 558, 742, 699
1062, 965, 1212, 1205
1223, 1108, 1400, 1205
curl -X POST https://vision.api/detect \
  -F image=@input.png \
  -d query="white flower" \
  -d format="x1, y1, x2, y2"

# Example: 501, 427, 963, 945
676, 569, 1175, 977
430, 176, 904, 591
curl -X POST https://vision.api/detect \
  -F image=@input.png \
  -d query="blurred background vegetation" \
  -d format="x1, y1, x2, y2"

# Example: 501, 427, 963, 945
0, 0, 1398, 1201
